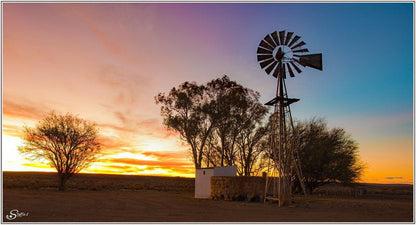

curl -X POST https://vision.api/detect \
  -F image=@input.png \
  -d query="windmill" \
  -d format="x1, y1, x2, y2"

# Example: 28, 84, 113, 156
257, 30, 322, 206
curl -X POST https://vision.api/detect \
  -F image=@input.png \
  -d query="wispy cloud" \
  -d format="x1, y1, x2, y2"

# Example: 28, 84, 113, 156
91, 27, 121, 55
141, 151, 188, 160
2, 124, 23, 138
385, 177, 403, 180
90, 157, 194, 176
68, 6, 122, 56
68, 5, 142, 64
97, 136, 131, 151
102, 158, 190, 167
21, 162, 52, 169
3, 98, 49, 120
96, 65, 150, 90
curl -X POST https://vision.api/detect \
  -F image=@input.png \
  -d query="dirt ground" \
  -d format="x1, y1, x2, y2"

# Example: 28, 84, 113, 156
3, 188, 413, 222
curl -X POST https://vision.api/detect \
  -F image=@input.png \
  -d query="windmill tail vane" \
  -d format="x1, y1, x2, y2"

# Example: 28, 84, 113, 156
257, 30, 322, 207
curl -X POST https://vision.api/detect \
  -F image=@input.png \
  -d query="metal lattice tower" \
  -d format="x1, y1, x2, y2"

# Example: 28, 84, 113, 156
256, 30, 323, 206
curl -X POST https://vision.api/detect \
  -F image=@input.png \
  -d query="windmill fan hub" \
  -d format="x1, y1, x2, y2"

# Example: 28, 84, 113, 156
273, 46, 292, 62
257, 30, 323, 78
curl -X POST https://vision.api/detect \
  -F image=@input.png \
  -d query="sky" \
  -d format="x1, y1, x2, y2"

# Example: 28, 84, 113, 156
2, 3, 413, 183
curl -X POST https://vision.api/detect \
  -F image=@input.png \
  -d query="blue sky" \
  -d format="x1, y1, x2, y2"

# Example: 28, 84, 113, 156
161, 2, 414, 182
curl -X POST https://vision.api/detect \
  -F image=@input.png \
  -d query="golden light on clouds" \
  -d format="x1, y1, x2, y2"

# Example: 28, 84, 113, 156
2, 99, 195, 177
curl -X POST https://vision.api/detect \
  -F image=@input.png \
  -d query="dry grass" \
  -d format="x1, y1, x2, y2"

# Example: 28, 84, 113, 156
362, 183, 413, 196
313, 183, 413, 199
2, 172, 413, 222
4, 172, 412, 198
3, 171, 194, 192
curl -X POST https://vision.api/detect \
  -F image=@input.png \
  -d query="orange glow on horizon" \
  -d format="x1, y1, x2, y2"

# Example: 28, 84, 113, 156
2, 127, 412, 183
1, 102, 412, 183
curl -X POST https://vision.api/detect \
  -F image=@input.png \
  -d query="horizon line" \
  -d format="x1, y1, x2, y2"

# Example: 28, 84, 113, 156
2, 170, 413, 185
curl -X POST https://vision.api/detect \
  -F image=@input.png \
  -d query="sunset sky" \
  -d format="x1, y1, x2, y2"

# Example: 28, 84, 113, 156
2, 3, 413, 183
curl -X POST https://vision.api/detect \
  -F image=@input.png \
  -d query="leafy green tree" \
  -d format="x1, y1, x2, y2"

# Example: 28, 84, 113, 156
292, 118, 363, 194
203, 76, 241, 167
234, 95, 268, 176
205, 76, 268, 168
19, 112, 101, 191
155, 81, 213, 168
156, 75, 269, 175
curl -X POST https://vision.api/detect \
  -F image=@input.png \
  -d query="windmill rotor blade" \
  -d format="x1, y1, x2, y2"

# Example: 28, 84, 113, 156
272, 62, 281, 78
299, 53, 323, 70
265, 35, 277, 48
293, 58, 306, 67
285, 32, 294, 45
287, 63, 295, 77
291, 41, 306, 49
279, 30, 286, 46
257, 47, 273, 54
265, 61, 278, 74
257, 54, 273, 62
259, 40, 274, 51
290, 61, 302, 73
271, 31, 280, 46
260, 58, 275, 69
292, 48, 309, 53
288, 35, 301, 47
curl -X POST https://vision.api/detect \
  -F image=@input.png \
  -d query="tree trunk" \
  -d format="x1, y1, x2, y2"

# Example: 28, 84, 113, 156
220, 141, 225, 167
58, 174, 68, 191
307, 183, 314, 195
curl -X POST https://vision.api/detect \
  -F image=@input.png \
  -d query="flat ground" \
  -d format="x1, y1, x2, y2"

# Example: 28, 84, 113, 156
2, 172, 414, 222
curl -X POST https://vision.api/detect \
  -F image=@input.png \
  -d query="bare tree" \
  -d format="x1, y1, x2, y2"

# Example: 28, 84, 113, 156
19, 112, 101, 191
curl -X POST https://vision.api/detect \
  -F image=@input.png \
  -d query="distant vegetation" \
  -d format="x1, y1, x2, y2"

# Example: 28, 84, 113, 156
3, 172, 194, 192
19, 112, 101, 191
292, 118, 363, 194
